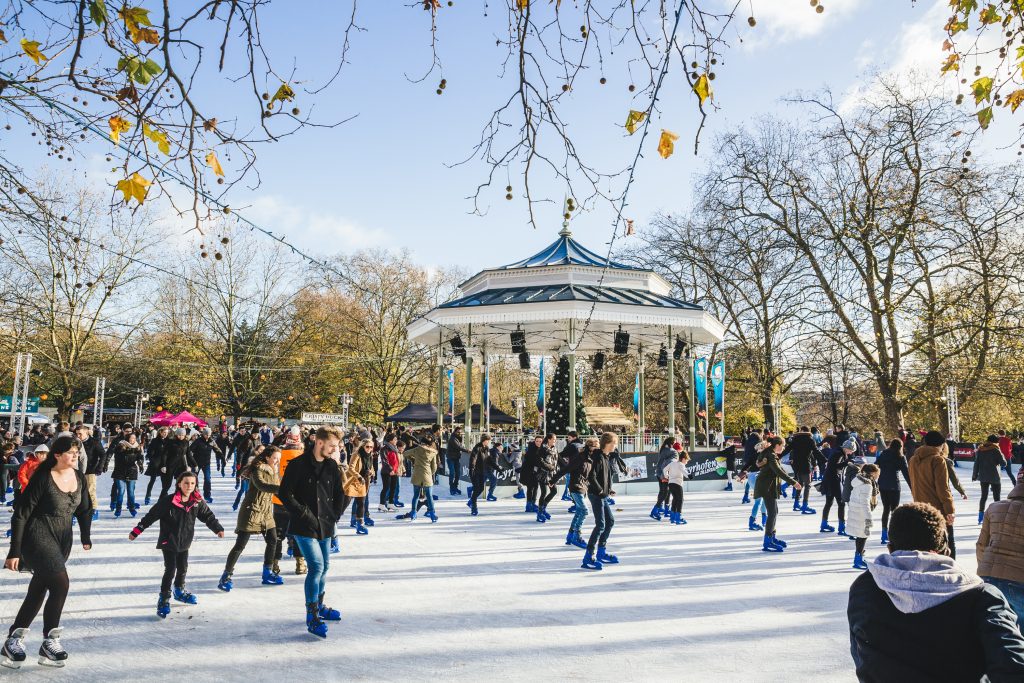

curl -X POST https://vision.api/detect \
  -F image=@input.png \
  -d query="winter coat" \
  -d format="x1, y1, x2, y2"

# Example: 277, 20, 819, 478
133, 490, 222, 552
235, 462, 279, 533
977, 482, 1024, 584
973, 443, 1008, 486
408, 445, 438, 487
553, 447, 592, 494
742, 433, 762, 468
82, 436, 107, 475
848, 551, 1024, 682
1013, 442, 1024, 465
845, 474, 878, 539
469, 443, 491, 482
189, 436, 221, 469
655, 447, 677, 481
277, 451, 345, 540
16, 456, 42, 491
842, 462, 864, 504
112, 441, 145, 481
446, 433, 469, 460
782, 431, 820, 475
520, 443, 541, 484
161, 438, 196, 477
380, 443, 400, 476
663, 459, 689, 487
908, 445, 956, 518
820, 448, 849, 498
498, 447, 522, 471
535, 445, 558, 487
341, 450, 369, 499
753, 451, 798, 500
874, 447, 910, 492
587, 450, 612, 498
145, 436, 167, 476
271, 447, 304, 506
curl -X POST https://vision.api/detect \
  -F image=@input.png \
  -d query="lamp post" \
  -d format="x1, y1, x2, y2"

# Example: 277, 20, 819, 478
338, 393, 353, 430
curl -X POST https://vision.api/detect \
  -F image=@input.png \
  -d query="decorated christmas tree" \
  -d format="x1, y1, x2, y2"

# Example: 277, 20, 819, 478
547, 355, 590, 435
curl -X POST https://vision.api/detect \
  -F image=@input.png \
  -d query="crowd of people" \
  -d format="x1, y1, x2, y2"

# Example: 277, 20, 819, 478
2, 418, 1024, 679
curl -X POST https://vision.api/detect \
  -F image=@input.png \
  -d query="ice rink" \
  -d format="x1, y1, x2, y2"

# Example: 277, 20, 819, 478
0, 469, 993, 682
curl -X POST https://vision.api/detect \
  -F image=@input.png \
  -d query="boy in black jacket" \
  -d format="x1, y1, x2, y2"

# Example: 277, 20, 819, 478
847, 501, 1024, 682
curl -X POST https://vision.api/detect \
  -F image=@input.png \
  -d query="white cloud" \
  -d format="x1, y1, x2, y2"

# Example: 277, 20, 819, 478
740, 0, 865, 48
243, 195, 388, 253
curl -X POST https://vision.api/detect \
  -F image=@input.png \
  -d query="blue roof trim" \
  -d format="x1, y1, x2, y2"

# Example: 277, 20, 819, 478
438, 285, 703, 311
500, 234, 641, 270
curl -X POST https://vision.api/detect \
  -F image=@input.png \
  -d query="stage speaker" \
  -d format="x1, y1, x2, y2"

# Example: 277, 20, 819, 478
510, 330, 527, 354
673, 336, 687, 360
613, 330, 630, 354
657, 346, 668, 368
518, 352, 531, 370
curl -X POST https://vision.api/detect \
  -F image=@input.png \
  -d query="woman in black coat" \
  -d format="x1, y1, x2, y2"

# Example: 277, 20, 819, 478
820, 442, 852, 534
143, 426, 169, 505
112, 434, 145, 518
521, 434, 543, 514
874, 439, 911, 544
534, 434, 559, 523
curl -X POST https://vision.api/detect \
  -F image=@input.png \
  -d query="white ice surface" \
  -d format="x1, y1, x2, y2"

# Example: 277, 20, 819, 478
0, 468, 991, 682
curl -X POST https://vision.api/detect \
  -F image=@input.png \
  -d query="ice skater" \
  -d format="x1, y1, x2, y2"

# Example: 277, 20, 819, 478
129, 471, 224, 618
534, 433, 559, 523
3, 435, 92, 669
663, 450, 692, 525
521, 434, 543, 513
111, 432, 144, 518
847, 463, 880, 570
399, 436, 439, 522
554, 436, 594, 548
218, 447, 283, 592
467, 434, 492, 516
581, 432, 620, 570
652, 436, 678, 521
821, 439, 854, 535
755, 436, 801, 553
875, 438, 911, 544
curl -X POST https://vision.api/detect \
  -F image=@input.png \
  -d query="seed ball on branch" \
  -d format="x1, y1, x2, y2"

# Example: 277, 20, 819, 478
748, 16, 756, 26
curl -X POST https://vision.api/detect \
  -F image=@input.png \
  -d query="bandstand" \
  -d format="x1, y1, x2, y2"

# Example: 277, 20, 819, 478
407, 221, 726, 491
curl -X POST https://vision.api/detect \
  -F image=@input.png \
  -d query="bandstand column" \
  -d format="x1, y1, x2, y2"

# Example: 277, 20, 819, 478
482, 344, 490, 434
638, 344, 646, 447
688, 332, 696, 449
465, 325, 473, 442
437, 330, 445, 433
567, 320, 576, 433
667, 325, 675, 434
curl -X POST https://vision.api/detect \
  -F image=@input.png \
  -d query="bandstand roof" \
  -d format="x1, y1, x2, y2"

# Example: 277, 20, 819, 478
407, 226, 725, 356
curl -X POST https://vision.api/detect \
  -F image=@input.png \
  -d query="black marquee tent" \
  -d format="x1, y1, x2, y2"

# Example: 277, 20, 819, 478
384, 403, 439, 424
453, 404, 518, 426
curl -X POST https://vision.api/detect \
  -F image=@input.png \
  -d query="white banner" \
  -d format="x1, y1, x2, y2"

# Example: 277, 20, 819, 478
301, 412, 345, 424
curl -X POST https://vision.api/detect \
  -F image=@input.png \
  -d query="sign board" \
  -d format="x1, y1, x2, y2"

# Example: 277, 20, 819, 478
0, 396, 40, 412
301, 412, 345, 424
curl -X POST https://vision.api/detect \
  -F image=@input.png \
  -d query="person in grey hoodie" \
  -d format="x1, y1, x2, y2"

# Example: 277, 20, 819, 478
651, 437, 678, 521
847, 501, 1024, 682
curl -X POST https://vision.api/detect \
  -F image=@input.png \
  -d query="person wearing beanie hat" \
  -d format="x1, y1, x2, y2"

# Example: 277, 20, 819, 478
158, 428, 197, 503
909, 431, 958, 558
974, 435, 1008, 525
189, 428, 223, 503
820, 437, 854, 535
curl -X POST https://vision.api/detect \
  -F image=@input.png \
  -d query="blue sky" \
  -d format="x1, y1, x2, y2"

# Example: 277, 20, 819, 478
3, 0, 1007, 272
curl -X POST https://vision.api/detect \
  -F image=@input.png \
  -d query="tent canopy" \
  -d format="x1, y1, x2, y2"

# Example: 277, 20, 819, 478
150, 411, 176, 427
453, 404, 518, 426
385, 403, 440, 424
586, 406, 633, 428
172, 411, 208, 427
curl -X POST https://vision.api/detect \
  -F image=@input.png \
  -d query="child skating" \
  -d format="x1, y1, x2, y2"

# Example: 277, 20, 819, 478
663, 451, 692, 525
846, 463, 880, 570
129, 472, 224, 618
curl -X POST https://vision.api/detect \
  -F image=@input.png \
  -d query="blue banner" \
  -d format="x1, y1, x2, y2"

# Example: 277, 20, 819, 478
711, 360, 725, 418
483, 364, 489, 423
536, 357, 545, 413
447, 369, 454, 417
694, 357, 708, 415
633, 371, 640, 413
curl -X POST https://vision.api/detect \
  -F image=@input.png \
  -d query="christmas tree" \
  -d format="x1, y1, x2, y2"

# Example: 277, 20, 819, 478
547, 355, 590, 435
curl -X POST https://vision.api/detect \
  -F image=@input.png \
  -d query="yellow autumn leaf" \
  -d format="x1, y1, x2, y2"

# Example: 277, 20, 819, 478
118, 6, 152, 28
127, 24, 159, 45
657, 129, 680, 159
940, 53, 959, 74
205, 151, 224, 177
116, 172, 151, 205
692, 74, 712, 106
624, 109, 646, 135
1005, 89, 1024, 113
142, 123, 170, 154
108, 115, 132, 144
517, 0, 529, 9
270, 83, 295, 107
20, 38, 47, 65
977, 106, 993, 129
972, 76, 993, 104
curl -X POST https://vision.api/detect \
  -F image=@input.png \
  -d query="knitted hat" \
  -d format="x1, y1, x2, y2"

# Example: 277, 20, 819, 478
842, 439, 857, 452
175, 427, 187, 437
923, 431, 945, 447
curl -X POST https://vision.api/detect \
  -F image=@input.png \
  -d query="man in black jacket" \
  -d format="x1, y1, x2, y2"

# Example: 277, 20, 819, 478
740, 428, 763, 504
581, 432, 620, 571
848, 501, 1024, 682
278, 425, 345, 639
782, 427, 821, 515
189, 428, 222, 502
445, 427, 469, 496
159, 428, 196, 501
75, 424, 107, 521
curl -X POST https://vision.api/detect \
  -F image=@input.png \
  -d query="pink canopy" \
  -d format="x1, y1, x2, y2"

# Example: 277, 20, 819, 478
149, 410, 175, 427
172, 411, 208, 428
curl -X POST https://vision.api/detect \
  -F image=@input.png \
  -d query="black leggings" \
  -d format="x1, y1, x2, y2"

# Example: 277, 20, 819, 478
145, 474, 160, 499
161, 548, 189, 595
880, 489, 900, 530
525, 481, 538, 506
538, 483, 557, 510
668, 483, 683, 513
379, 473, 398, 506
11, 570, 69, 637
224, 529, 278, 574
980, 482, 1002, 512
822, 494, 845, 523
656, 480, 670, 507
341, 496, 365, 519
764, 497, 779, 535
854, 537, 866, 554
793, 473, 811, 506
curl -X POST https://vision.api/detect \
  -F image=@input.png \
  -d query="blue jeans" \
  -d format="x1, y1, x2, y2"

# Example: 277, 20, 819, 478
486, 470, 497, 497
586, 493, 615, 554
446, 456, 461, 492
114, 479, 136, 513
412, 486, 436, 516
234, 479, 249, 507
751, 498, 764, 517
293, 535, 331, 605
199, 463, 212, 499
569, 492, 587, 532
984, 577, 1024, 628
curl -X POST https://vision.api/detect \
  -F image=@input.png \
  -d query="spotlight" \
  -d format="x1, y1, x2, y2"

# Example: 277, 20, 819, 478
511, 330, 527, 354
592, 352, 606, 371
518, 352, 531, 370
449, 336, 467, 363
657, 346, 668, 368
673, 336, 687, 360
613, 328, 630, 354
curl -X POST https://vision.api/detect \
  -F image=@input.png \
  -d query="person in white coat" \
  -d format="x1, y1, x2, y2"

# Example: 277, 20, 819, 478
847, 463, 880, 571
663, 452, 692, 526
